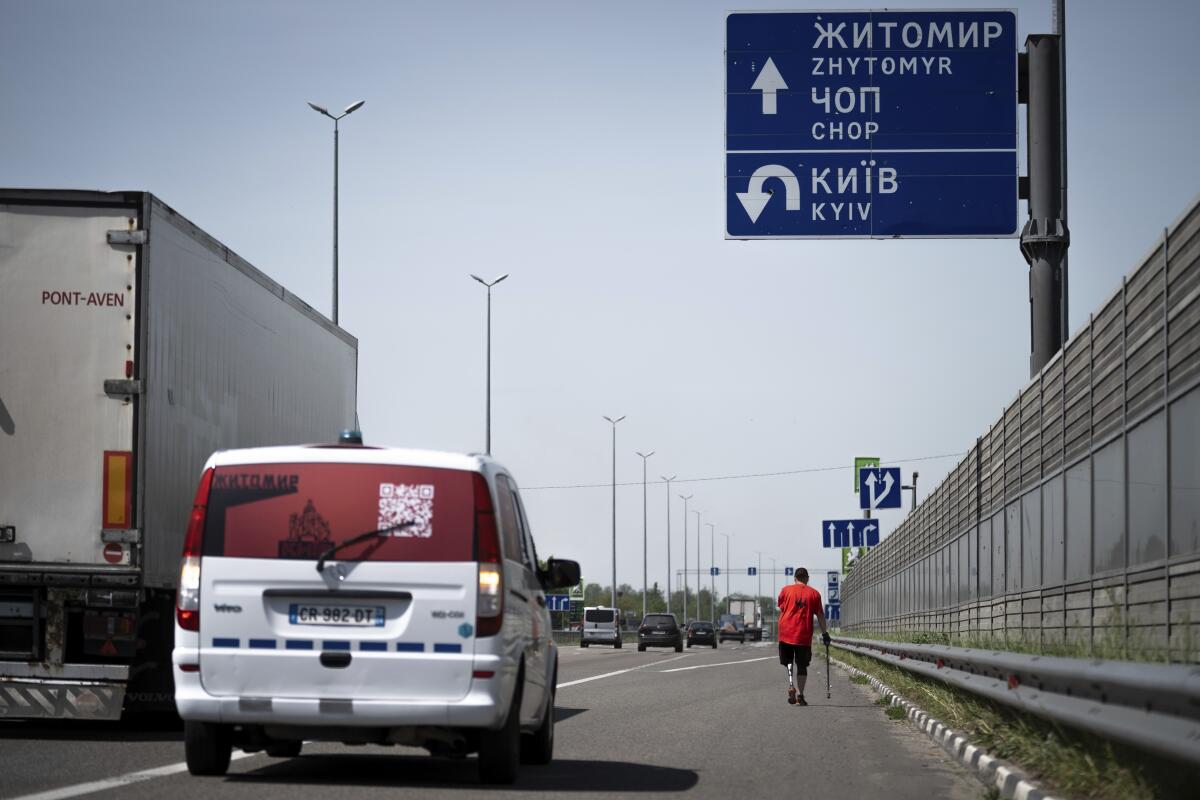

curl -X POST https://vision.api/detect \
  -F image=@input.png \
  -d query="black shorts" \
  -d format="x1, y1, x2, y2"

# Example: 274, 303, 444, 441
778, 642, 812, 669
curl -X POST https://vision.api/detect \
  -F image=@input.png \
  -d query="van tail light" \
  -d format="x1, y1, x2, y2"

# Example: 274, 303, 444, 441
473, 473, 503, 637
176, 467, 213, 632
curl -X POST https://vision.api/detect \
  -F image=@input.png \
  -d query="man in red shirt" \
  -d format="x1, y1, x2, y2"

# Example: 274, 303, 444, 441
776, 567, 830, 706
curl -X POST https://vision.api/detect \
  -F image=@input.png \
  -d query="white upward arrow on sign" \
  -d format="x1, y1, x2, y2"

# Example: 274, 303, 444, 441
751, 57, 788, 115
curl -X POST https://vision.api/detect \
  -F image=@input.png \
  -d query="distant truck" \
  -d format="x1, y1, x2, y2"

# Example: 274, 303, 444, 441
0, 190, 358, 719
728, 598, 763, 641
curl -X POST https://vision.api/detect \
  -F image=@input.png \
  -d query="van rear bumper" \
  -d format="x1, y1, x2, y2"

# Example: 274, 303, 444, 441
174, 668, 511, 730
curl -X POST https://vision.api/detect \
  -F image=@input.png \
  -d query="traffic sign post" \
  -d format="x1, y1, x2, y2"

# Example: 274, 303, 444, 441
747, 566, 757, 576
822, 519, 880, 548
859, 467, 902, 510
726, 10, 1018, 238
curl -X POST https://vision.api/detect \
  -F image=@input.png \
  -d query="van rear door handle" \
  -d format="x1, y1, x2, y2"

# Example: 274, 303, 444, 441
320, 651, 352, 669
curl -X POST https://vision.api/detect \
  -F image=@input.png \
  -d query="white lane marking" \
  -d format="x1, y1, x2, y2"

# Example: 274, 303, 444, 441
9, 751, 260, 800
557, 653, 691, 689
660, 656, 773, 673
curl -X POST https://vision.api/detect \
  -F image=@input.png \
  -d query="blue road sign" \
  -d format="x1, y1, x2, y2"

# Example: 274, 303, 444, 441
748, 566, 757, 576
726, 10, 1017, 238
546, 594, 571, 612
825, 604, 841, 622
710, 566, 721, 577
827, 571, 839, 588
784, 566, 794, 576
859, 467, 902, 510
822, 519, 881, 548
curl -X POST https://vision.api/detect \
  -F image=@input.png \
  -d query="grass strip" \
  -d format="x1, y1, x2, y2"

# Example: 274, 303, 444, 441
833, 645, 1200, 800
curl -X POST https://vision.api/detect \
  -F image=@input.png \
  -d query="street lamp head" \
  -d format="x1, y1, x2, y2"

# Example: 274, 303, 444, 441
636, 450, 655, 460
493, 273, 509, 285
602, 415, 625, 425
662, 474, 677, 482
470, 274, 487, 286
343, 100, 366, 115
307, 101, 332, 118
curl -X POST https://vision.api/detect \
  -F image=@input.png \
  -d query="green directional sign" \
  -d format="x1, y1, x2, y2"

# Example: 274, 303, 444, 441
854, 457, 879, 492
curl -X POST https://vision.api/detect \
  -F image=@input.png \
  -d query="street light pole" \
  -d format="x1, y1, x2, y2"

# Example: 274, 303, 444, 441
770, 556, 777, 636
679, 494, 692, 622
635, 450, 654, 618
706, 522, 716, 619
470, 274, 508, 455
720, 532, 731, 600
662, 476, 676, 617
755, 550, 762, 628
602, 416, 625, 611
693, 510, 702, 618
307, 100, 364, 326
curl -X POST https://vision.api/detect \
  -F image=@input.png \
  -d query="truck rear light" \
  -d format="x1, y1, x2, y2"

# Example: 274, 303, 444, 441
473, 473, 503, 637
82, 611, 137, 641
179, 663, 199, 673
177, 468, 213, 632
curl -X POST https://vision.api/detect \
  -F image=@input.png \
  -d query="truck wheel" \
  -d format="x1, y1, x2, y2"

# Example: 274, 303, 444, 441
266, 741, 302, 758
184, 720, 232, 776
479, 682, 522, 784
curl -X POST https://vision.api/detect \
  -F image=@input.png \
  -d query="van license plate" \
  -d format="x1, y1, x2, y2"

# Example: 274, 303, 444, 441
288, 603, 385, 627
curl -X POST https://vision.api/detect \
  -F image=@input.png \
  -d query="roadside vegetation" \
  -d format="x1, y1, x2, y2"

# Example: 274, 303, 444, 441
834, 646, 1200, 800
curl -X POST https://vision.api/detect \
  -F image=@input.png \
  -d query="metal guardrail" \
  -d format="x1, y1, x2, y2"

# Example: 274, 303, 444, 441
832, 635, 1200, 766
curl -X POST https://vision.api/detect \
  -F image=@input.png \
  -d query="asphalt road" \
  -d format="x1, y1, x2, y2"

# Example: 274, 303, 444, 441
1, 642, 980, 800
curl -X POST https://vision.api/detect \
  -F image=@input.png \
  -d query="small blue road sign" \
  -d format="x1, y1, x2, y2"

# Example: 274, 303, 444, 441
710, 566, 721, 577
784, 566, 794, 576
827, 571, 839, 588
748, 566, 757, 576
823, 519, 881, 548
825, 604, 841, 622
859, 467, 902, 510
546, 594, 571, 612
726, 10, 1018, 238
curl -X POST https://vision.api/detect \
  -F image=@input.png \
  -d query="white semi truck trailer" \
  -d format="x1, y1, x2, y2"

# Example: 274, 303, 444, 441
0, 190, 358, 719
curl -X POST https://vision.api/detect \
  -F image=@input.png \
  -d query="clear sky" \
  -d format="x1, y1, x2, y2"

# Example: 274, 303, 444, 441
3, 0, 1198, 600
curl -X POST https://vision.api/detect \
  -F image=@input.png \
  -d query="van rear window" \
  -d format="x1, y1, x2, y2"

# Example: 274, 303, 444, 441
585, 609, 614, 623
202, 463, 475, 562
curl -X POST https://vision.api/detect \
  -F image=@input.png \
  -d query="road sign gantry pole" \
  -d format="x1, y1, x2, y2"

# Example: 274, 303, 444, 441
1021, 31, 1069, 377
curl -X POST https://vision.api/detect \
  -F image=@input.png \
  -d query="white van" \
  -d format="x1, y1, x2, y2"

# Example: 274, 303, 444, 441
580, 606, 622, 648
172, 443, 579, 784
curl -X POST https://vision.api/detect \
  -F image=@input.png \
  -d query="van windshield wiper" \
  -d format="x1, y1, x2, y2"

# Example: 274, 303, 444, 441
316, 521, 416, 574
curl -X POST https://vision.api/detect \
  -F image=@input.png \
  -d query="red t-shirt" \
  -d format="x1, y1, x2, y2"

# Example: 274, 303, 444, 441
777, 583, 823, 646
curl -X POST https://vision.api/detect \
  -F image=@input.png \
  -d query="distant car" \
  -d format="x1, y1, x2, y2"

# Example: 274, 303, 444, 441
173, 444, 580, 785
581, 606, 622, 648
686, 621, 717, 648
637, 614, 683, 652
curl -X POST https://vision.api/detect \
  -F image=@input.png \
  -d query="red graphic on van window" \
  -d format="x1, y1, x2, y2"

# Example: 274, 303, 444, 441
378, 483, 435, 537
277, 500, 334, 559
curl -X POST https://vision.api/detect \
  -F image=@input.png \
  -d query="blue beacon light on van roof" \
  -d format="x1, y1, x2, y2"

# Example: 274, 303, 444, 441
338, 430, 363, 445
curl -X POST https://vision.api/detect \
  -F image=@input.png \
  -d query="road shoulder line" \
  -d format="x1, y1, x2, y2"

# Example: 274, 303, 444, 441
832, 657, 1061, 800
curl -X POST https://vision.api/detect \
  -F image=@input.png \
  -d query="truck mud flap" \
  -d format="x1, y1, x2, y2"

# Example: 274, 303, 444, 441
0, 679, 124, 719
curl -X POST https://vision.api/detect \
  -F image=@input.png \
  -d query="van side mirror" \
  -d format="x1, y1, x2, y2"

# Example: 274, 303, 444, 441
540, 558, 580, 590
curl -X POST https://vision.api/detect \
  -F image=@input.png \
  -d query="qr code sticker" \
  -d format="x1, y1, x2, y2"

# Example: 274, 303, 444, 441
378, 483, 435, 537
